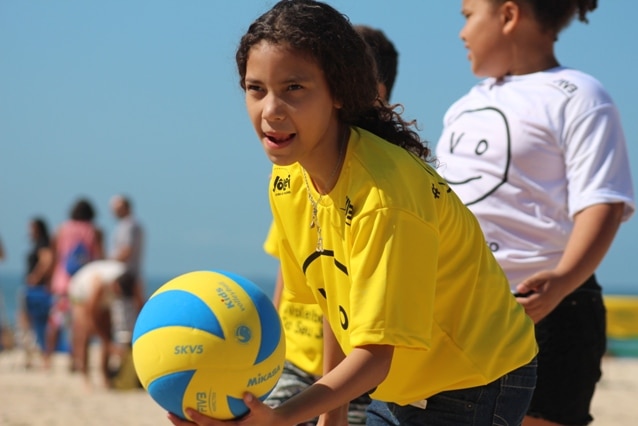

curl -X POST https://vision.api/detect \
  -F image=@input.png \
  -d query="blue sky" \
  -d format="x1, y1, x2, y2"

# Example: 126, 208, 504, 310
1, 1, 637, 293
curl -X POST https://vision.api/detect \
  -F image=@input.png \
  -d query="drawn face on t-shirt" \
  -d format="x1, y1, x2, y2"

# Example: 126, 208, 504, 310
439, 107, 511, 205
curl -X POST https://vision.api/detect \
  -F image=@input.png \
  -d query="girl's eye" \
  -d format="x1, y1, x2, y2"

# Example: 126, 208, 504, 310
246, 84, 263, 92
288, 84, 303, 91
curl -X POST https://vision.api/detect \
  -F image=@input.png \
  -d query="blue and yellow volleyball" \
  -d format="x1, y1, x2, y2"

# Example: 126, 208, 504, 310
132, 270, 285, 420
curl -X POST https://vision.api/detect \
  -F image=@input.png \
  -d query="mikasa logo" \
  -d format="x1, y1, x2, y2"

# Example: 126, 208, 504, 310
247, 364, 281, 387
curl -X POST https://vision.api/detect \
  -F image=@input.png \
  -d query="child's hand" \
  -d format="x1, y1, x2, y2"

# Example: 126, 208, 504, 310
516, 270, 569, 323
167, 393, 283, 426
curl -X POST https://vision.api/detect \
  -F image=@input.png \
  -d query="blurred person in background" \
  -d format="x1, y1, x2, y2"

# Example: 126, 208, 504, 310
16, 217, 54, 368
45, 198, 104, 380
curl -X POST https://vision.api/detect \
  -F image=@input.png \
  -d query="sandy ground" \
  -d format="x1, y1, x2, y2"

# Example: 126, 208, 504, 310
0, 347, 637, 425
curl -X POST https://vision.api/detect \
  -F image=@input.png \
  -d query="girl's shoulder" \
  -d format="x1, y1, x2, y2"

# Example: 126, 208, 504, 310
541, 67, 612, 100
459, 68, 616, 111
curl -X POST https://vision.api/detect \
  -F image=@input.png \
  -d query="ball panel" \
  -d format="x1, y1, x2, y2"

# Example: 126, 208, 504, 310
227, 395, 249, 419
132, 289, 224, 343
148, 370, 196, 420
214, 270, 283, 364
203, 271, 270, 366
182, 354, 283, 420
132, 326, 230, 387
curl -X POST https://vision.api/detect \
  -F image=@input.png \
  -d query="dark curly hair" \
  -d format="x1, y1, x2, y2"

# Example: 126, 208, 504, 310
491, 0, 597, 33
235, 0, 430, 161
31, 217, 50, 246
70, 198, 96, 222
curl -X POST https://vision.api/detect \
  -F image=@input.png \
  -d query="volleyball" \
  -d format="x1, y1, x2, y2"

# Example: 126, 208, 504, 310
131, 270, 285, 420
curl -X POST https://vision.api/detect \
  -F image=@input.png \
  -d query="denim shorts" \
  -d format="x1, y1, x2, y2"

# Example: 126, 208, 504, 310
366, 357, 537, 426
527, 275, 606, 425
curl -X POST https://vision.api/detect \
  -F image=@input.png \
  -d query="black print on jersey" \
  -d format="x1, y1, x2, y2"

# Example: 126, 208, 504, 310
272, 174, 291, 195
423, 165, 452, 197
302, 250, 348, 275
444, 107, 511, 206
341, 196, 354, 226
303, 250, 351, 331
553, 79, 578, 94
431, 183, 441, 199
339, 306, 349, 330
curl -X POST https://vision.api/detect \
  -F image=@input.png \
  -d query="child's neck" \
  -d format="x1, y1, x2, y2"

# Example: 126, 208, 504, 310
308, 125, 349, 195
507, 31, 559, 76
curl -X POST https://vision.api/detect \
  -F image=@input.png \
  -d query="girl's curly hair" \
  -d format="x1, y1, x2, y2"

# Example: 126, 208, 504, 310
236, 0, 431, 161
491, 0, 597, 33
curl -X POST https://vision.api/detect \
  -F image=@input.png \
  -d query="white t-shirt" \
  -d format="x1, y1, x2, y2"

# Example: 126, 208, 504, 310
110, 216, 143, 276
69, 260, 127, 303
435, 67, 635, 288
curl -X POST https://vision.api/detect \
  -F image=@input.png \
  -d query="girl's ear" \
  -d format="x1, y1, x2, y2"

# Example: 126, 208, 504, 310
500, 1, 521, 35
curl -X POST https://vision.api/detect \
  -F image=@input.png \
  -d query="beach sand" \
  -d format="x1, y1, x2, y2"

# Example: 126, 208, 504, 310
1, 347, 637, 425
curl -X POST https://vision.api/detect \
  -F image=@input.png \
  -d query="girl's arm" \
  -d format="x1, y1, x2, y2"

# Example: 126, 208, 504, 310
94, 228, 105, 259
86, 276, 105, 331
271, 267, 284, 308
516, 202, 625, 322
133, 277, 146, 312
317, 318, 348, 426
168, 343, 393, 426
272, 343, 392, 426
26, 246, 54, 285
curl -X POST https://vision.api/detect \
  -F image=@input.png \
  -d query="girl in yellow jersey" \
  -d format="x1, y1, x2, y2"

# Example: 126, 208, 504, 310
169, 1, 537, 425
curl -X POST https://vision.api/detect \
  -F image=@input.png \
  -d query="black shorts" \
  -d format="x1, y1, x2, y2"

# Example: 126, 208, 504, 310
527, 275, 606, 425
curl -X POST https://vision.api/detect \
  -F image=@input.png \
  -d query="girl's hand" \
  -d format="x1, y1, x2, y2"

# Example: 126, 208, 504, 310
516, 270, 569, 323
167, 393, 283, 426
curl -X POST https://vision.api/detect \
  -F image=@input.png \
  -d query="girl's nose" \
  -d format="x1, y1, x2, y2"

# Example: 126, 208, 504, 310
262, 93, 285, 121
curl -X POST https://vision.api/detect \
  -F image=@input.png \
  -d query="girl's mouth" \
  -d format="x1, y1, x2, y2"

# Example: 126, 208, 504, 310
266, 133, 295, 145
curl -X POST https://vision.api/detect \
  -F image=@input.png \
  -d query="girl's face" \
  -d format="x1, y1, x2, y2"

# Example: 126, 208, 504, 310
244, 41, 342, 170
460, 0, 511, 78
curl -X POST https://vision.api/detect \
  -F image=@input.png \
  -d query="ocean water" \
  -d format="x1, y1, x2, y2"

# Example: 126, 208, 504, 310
0, 270, 276, 329
2, 270, 637, 357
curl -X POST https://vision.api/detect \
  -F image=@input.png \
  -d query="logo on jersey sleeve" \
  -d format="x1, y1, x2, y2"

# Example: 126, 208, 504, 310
440, 107, 511, 206
553, 78, 579, 95
272, 174, 291, 196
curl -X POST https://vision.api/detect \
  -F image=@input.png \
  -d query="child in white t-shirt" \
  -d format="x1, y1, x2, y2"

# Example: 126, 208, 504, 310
435, 1, 635, 424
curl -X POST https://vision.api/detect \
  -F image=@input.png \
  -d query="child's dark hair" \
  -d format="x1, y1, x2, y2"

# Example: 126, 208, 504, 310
236, 0, 430, 161
31, 217, 50, 246
115, 271, 136, 297
70, 198, 96, 222
354, 25, 398, 101
494, 0, 597, 33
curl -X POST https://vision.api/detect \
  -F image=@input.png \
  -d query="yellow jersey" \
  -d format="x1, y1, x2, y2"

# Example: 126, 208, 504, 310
268, 127, 537, 405
264, 223, 324, 377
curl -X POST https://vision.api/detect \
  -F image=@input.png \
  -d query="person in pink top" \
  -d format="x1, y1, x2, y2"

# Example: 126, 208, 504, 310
45, 198, 103, 377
